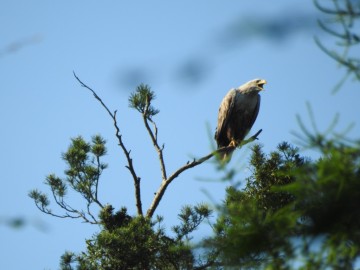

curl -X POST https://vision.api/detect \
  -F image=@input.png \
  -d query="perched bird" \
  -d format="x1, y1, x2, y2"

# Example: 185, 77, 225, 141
215, 78, 266, 161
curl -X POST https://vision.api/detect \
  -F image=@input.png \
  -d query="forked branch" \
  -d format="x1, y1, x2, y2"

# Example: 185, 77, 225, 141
73, 72, 143, 216
145, 129, 262, 218
142, 100, 167, 181
74, 73, 262, 219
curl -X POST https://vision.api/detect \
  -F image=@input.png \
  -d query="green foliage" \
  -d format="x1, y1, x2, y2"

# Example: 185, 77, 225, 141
314, 0, 360, 89
63, 135, 107, 198
29, 132, 215, 268
41, 134, 360, 269
82, 216, 183, 270
205, 139, 360, 269
282, 140, 360, 269
245, 142, 305, 212
99, 205, 132, 231
173, 204, 212, 242
205, 143, 305, 269
128, 84, 159, 120
29, 135, 107, 223
59, 204, 214, 270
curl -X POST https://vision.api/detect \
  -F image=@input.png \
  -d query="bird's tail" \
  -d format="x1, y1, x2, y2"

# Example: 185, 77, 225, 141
217, 147, 235, 163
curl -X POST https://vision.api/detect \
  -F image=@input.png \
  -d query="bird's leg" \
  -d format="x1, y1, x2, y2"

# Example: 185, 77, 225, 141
229, 139, 238, 147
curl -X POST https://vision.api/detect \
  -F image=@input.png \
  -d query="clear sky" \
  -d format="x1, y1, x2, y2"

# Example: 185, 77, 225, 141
1, 1, 359, 269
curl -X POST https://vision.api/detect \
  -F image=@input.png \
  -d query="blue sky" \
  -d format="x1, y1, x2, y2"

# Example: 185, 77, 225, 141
1, 1, 359, 269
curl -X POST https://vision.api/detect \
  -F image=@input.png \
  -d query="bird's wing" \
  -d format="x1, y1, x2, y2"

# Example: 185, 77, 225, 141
248, 95, 261, 128
215, 90, 236, 141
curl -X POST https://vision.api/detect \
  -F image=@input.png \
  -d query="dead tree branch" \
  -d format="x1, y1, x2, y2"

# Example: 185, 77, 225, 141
146, 129, 262, 218
73, 72, 143, 216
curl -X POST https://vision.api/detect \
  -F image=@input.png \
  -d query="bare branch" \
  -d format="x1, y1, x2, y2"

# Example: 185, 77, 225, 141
34, 197, 99, 224
86, 202, 98, 224
142, 97, 167, 181
73, 72, 114, 119
93, 155, 104, 209
73, 72, 143, 216
146, 129, 262, 218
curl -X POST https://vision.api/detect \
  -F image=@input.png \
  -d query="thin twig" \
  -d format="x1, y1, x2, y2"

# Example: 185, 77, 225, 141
86, 202, 98, 224
73, 72, 143, 216
94, 155, 104, 209
35, 198, 99, 224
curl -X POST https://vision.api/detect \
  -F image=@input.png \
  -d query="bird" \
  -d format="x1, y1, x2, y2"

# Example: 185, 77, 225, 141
215, 78, 266, 162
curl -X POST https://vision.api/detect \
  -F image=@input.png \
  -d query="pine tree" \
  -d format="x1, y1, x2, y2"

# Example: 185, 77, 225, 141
29, 0, 360, 268
203, 1, 360, 268
29, 81, 240, 270
204, 139, 360, 269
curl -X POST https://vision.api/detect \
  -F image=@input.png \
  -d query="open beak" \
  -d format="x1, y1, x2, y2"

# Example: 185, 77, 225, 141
258, 79, 267, 90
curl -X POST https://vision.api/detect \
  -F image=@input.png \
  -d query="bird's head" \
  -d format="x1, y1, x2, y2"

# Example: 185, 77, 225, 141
238, 78, 267, 94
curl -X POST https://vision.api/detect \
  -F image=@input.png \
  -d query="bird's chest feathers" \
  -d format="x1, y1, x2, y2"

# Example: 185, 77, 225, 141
234, 93, 258, 115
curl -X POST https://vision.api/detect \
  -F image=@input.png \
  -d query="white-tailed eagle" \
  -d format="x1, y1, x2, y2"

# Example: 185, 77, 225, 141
215, 78, 266, 161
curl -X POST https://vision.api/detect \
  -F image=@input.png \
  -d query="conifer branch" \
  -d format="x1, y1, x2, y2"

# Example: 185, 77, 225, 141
31, 190, 99, 224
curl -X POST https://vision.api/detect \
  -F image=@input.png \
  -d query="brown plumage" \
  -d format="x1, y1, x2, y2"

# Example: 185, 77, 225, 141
215, 78, 266, 161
